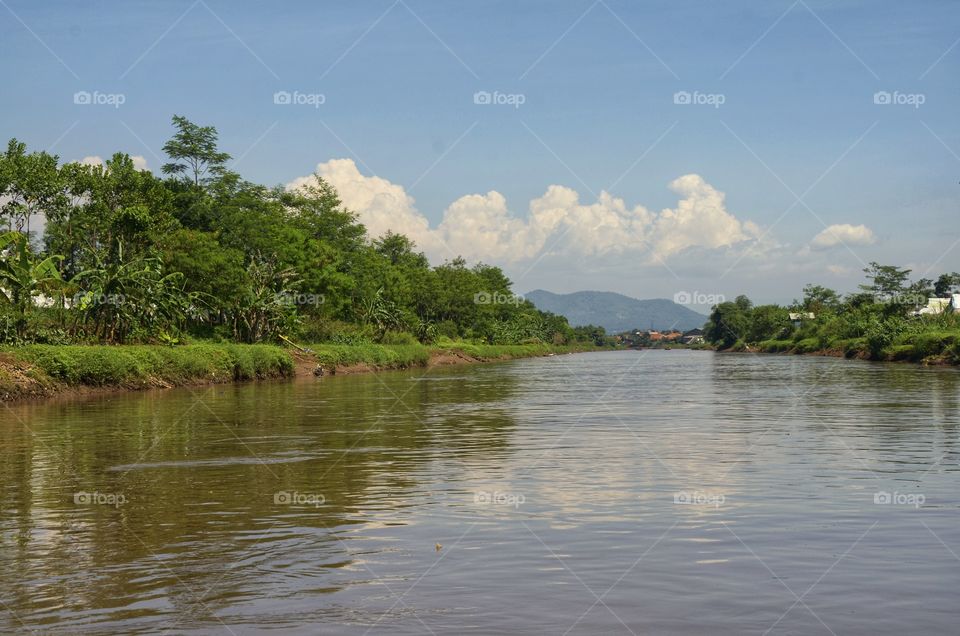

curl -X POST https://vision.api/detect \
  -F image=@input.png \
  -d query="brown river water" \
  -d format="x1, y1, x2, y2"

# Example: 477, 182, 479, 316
1, 350, 959, 634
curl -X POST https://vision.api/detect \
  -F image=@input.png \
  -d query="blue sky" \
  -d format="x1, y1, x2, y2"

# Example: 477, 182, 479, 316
2, 0, 958, 308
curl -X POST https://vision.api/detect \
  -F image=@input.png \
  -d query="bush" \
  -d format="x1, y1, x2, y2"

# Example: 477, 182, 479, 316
378, 330, 419, 346
793, 338, 820, 354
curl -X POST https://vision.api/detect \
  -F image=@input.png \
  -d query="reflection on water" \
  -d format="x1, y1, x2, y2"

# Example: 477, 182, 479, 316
1, 351, 959, 634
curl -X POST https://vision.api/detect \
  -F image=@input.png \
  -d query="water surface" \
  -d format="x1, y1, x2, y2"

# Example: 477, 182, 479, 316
2, 350, 959, 634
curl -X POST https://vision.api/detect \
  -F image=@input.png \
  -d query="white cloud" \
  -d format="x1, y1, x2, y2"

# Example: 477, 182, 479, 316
827, 264, 853, 276
76, 155, 149, 170
810, 223, 876, 249
649, 174, 760, 260
288, 159, 763, 264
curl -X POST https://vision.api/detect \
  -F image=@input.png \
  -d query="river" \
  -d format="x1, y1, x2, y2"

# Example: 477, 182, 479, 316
1, 350, 959, 634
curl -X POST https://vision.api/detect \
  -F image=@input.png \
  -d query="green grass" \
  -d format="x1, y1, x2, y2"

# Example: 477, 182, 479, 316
0, 340, 600, 400
5, 344, 294, 388
758, 339, 794, 353
432, 341, 581, 360
742, 328, 960, 365
308, 343, 432, 369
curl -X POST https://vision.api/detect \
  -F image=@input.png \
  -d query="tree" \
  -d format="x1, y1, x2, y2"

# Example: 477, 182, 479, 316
0, 139, 65, 235
859, 262, 911, 301
46, 153, 176, 276
162, 229, 248, 323
801, 284, 841, 313
747, 305, 790, 342
705, 300, 751, 349
934, 272, 960, 297
283, 175, 366, 253
162, 115, 232, 187
374, 231, 422, 266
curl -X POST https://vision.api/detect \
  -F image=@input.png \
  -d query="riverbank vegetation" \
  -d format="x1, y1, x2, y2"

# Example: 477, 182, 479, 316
0, 340, 596, 400
705, 264, 960, 364
0, 116, 609, 351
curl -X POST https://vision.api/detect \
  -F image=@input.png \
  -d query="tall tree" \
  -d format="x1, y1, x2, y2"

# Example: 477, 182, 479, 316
859, 262, 912, 300
162, 115, 232, 187
934, 272, 960, 297
0, 139, 64, 235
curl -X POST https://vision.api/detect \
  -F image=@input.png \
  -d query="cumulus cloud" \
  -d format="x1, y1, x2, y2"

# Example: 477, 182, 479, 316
827, 264, 853, 276
810, 224, 876, 249
649, 174, 760, 260
288, 159, 762, 264
76, 155, 149, 170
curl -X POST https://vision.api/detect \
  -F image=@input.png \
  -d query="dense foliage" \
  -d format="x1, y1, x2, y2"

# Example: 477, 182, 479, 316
0, 116, 606, 347
704, 263, 960, 363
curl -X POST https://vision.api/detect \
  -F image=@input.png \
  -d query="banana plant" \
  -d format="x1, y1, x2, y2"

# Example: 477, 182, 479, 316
0, 231, 62, 334
355, 287, 406, 338
72, 240, 194, 343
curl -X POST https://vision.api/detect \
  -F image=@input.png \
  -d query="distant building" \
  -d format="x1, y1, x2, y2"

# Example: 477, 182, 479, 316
681, 328, 705, 345
789, 312, 816, 328
914, 295, 960, 316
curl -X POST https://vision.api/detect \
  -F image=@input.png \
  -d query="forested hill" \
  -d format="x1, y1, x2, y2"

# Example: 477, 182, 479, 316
525, 290, 708, 333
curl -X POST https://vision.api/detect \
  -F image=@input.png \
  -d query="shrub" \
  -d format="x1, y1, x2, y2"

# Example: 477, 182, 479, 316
379, 330, 419, 346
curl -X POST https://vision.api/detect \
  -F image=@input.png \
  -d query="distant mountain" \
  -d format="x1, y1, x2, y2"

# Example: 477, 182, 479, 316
525, 290, 708, 333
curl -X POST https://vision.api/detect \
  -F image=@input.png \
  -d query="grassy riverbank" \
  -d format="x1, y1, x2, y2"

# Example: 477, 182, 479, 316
704, 264, 960, 366
748, 330, 960, 365
0, 341, 599, 401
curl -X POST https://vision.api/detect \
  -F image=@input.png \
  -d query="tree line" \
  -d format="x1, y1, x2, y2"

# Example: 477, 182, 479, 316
705, 263, 960, 360
0, 115, 606, 347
